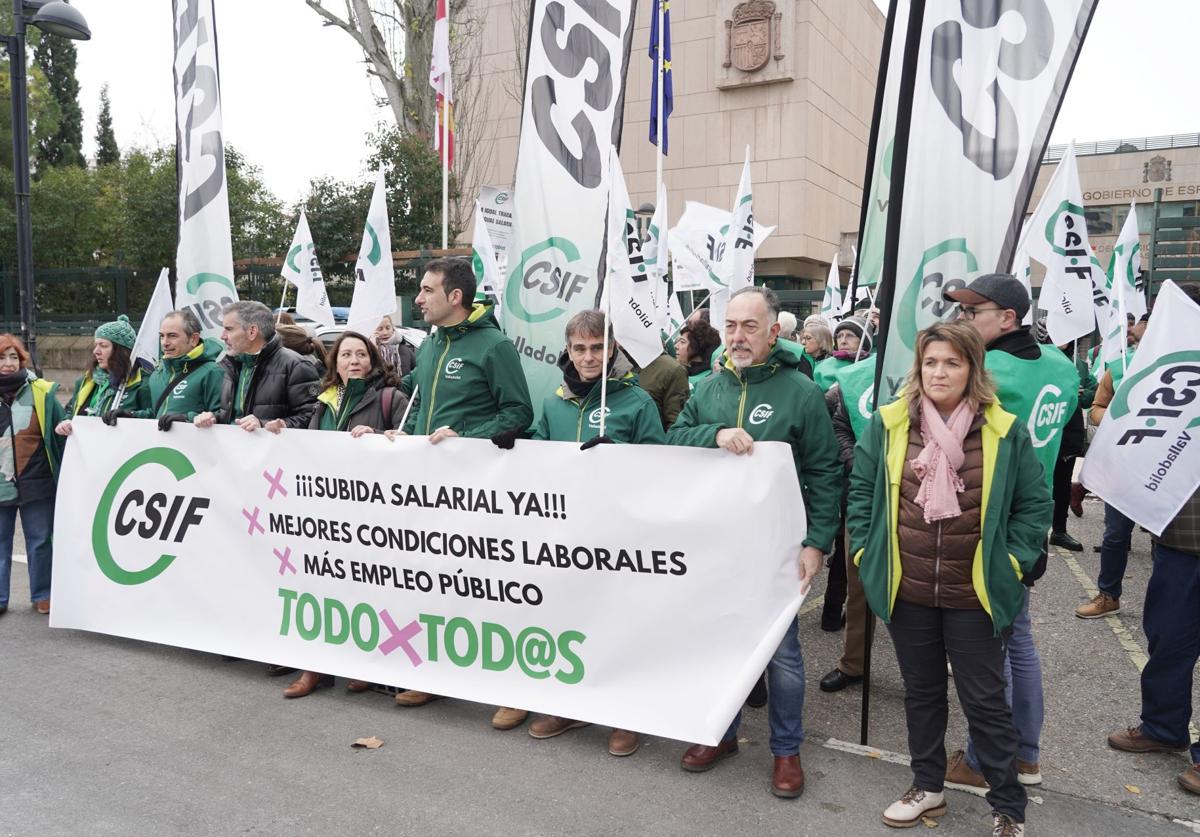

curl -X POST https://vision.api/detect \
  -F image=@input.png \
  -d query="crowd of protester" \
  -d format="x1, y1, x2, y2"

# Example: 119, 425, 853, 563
1, 256, 1197, 837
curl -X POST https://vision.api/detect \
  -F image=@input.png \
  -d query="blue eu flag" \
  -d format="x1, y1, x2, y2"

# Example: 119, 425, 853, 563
649, 0, 673, 155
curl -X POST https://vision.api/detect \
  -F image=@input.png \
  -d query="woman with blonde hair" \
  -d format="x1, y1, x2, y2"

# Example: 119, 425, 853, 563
846, 321, 1049, 836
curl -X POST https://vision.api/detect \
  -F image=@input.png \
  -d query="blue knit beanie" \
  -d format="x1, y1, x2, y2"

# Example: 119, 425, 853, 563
95, 315, 137, 349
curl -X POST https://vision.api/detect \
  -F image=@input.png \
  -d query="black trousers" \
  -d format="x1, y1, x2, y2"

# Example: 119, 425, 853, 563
823, 522, 848, 618
887, 600, 1026, 823
1051, 455, 1076, 533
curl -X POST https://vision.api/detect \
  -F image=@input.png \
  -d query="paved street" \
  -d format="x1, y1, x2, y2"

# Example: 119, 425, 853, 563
2, 495, 1198, 836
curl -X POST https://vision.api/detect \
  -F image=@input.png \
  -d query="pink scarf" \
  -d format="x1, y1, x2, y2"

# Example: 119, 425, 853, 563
909, 396, 974, 523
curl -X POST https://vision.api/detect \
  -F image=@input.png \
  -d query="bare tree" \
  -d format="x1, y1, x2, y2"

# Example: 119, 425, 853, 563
500, 2, 531, 108
306, 0, 488, 243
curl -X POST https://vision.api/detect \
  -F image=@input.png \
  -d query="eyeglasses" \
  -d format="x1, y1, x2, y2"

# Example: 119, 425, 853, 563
957, 305, 1003, 320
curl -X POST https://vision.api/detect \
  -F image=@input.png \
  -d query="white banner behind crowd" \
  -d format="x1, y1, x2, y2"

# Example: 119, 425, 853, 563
1081, 281, 1200, 535
172, 0, 237, 340
52, 421, 808, 745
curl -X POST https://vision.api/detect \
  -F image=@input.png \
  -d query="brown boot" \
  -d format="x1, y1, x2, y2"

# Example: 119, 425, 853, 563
283, 671, 333, 699
681, 739, 739, 772
394, 690, 442, 707
945, 749, 987, 788
1178, 764, 1200, 795
491, 707, 528, 730
1107, 726, 1189, 753
771, 755, 805, 798
608, 729, 640, 757
34, 599, 49, 615
346, 680, 371, 693
1075, 593, 1119, 619
528, 715, 589, 739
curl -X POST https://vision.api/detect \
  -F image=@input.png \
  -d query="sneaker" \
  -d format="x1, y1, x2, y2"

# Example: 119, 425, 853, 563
990, 812, 1024, 837
1017, 759, 1042, 786
1075, 592, 1119, 619
945, 749, 987, 789
1107, 726, 1189, 753
491, 706, 528, 730
882, 787, 946, 828
1178, 764, 1200, 795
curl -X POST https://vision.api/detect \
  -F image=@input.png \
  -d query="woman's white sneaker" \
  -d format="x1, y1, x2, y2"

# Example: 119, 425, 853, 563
882, 787, 947, 828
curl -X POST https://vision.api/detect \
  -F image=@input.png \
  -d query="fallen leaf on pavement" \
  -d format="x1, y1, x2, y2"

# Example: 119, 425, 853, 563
1124, 784, 1140, 794
921, 816, 939, 828
352, 737, 384, 749
867, 750, 881, 759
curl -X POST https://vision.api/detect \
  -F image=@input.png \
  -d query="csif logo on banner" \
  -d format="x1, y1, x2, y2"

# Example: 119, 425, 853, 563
506, 237, 590, 330
1109, 352, 1200, 447
91, 448, 211, 585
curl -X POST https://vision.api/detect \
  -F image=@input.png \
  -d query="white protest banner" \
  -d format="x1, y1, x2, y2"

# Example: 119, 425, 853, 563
132, 268, 174, 371
471, 199, 504, 308
667, 201, 775, 294
476, 186, 515, 259
172, 0, 237, 339
503, 1, 638, 409
281, 210, 335, 327
1080, 281, 1200, 535
603, 148, 661, 368
52, 421, 807, 745
875, 1, 1098, 402
347, 171, 396, 334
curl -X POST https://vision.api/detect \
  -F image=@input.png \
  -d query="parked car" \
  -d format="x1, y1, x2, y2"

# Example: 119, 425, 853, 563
314, 323, 427, 354
273, 306, 350, 336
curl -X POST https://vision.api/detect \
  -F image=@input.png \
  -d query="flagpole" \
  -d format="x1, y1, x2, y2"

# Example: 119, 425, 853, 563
397, 384, 418, 433
276, 283, 289, 325
654, 0, 664, 200
441, 104, 449, 250
664, 290, 712, 345
853, 287, 874, 363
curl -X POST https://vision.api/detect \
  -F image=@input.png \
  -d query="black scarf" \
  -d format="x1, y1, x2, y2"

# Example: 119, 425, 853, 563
562, 361, 600, 399
0, 371, 26, 404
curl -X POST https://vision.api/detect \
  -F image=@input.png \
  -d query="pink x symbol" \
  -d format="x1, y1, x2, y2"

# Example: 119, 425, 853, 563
378, 610, 423, 667
273, 546, 296, 575
242, 506, 265, 536
263, 467, 287, 499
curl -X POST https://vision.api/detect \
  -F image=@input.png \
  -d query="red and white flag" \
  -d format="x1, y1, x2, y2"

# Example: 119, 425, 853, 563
430, 0, 454, 167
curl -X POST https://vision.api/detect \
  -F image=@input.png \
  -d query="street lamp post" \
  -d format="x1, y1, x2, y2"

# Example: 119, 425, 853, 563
3, 0, 90, 367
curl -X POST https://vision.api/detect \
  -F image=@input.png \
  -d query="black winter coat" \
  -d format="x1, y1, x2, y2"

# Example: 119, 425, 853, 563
217, 335, 319, 428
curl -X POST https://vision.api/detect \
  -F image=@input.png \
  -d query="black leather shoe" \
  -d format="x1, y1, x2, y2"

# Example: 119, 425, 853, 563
265, 664, 297, 677
819, 668, 863, 693
1050, 530, 1083, 552
746, 672, 767, 708
820, 609, 846, 632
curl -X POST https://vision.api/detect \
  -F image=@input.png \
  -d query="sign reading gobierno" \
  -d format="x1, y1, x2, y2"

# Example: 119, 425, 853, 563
52, 421, 808, 745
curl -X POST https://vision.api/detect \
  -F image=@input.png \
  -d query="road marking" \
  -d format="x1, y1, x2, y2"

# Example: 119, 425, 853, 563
821, 738, 1044, 804
1054, 546, 1200, 741
13, 553, 26, 564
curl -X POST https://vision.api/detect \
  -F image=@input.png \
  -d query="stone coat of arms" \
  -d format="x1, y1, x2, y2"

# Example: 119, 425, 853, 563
1143, 155, 1173, 183
724, 0, 783, 73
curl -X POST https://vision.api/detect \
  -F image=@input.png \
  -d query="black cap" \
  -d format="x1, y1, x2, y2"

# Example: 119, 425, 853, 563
943, 273, 1030, 320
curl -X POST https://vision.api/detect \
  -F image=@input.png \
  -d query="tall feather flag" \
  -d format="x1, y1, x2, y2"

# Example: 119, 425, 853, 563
430, 0, 454, 166
648, 0, 673, 154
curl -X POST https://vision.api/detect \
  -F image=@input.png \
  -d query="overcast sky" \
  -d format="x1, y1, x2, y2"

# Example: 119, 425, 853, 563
73, 0, 1197, 207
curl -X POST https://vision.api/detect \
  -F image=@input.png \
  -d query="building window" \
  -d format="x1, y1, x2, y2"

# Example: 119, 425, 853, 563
1085, 207, 1113, 237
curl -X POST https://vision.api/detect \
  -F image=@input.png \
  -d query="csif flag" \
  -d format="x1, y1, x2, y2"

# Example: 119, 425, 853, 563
603, 147, 662, 369
820, 252, 843, 324
472, 199, 504, 308
1080, 281, 1200, 535
172, 0, 237, 339
712, 147, 755, 333
347, 171, 396, 334
430, 0, 454, 166
873, 0, 1099, 403
667, 201, 774, 294
281, 210, 334, 327
648, 0, 673, 154
1107, 202, 1145, 320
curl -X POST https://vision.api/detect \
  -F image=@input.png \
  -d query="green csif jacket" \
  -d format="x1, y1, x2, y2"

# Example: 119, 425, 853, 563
846, 398, 1051, 634
533, 362, 665, 444
667, 342, 844, 553
402, 303, 533, 438
134, 338, 225, 420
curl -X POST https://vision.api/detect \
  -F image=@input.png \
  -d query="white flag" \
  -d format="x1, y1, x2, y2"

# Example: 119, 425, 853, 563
1080, 281, 1200, 535
1029, 143, 1097, 345
281, 210, 334, 328
172, 0, 237, 340
667, 291, 685, 337
132, 268, 175, 371
713, 148, 756, 334
667, 201, 774, 293
841, 246, 857, 315
471, 199, 504, 304
1108, 202, 1146, 321
347, 171, 396, 335
603, 149, 662, 369
820, 252, 843, 324
643, 182, 669, 281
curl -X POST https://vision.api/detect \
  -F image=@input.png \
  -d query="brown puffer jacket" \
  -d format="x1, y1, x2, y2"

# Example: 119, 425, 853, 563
896, 409, 986, 610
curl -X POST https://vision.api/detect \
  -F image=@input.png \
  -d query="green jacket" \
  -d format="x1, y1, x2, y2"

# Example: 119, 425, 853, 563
812, 356, 852, 392
846, 398, 1052, 634
635, 352, 689, 429
668, 342, 844, 552
134, 338, 225, 420
401, 304, 533, 437
0, 373, 66, 505
533, 366, 665, 445
67, 368, 150, 419
1075, 356, 1097, 410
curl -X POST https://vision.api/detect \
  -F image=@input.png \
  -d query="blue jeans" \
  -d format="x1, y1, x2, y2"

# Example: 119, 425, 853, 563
1099, 503, 1135, 598
723, 617, 805, 755
0, 495, 55, 608
1139, 542, 1200, 763
967, 588, 1043, 768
